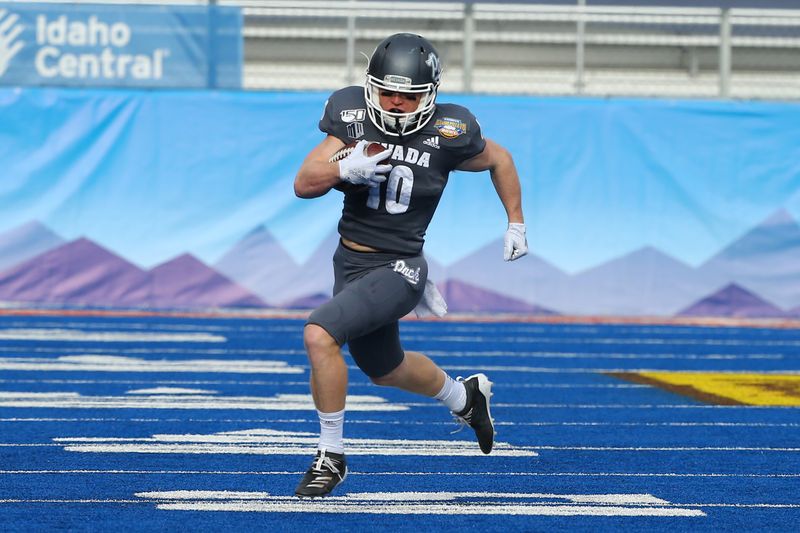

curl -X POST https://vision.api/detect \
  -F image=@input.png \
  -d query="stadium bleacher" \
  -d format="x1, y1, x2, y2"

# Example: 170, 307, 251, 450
228, 0, 800, 99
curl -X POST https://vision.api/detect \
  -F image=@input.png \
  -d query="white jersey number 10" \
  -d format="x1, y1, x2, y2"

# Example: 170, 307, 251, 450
367, 165, 413, 214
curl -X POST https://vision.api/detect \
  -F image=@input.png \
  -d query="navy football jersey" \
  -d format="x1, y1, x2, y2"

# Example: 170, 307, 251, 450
319, 86, 486, 255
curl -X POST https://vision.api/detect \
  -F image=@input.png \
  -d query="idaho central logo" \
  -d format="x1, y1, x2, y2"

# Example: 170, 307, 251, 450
0, 8, 25, 77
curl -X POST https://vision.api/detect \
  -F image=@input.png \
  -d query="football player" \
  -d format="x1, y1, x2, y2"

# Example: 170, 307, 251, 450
293, 33, 527, 497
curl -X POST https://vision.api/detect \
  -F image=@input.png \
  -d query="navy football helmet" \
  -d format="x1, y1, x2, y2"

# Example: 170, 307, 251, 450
365, 33, 441, 136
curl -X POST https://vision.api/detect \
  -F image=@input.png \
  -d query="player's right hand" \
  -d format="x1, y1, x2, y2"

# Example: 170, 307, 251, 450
338, 140, 393, 187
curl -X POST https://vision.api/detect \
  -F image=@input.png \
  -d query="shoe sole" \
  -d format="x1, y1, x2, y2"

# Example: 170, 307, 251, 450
467, 373, 495, 453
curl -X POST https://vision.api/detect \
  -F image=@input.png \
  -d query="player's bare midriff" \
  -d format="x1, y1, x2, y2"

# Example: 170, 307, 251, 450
340, 237, 381, 253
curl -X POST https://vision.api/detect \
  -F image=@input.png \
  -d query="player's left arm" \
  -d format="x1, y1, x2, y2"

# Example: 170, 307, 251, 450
457, 139, 528, 261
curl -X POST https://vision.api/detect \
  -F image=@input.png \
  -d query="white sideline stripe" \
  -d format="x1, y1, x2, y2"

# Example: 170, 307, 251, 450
402, 324, 792, 334
426, 351, 783, 360
26, 394, 785, 412
57, 443, 535, 458
531, 446, 800, 451
399, 402, 793, 409
509, 422, 800, 428
0, 497, 705, 515
2, 470, 799, 478
0, 496, 788, 510
59, 445, 800, 452
52, 428, 537, 457
3, 355, 797, 376
402, 335, 800, 347
0, 379, 648, 389
134, 490, 705, 517
57, 446, 532, 457
15, 330, 789, 348
0, 347, 308, 356
0, 345, 787, 360
2, 443, 796, 452
0, 329, 225, 343
677, 503, 800, 508
0, 321, 237, 332
0, 392, 406, 411
438, 365, 800, 374
0, 355, 304, 374
0, 499, 756, 514
500, 384, 646, 388
0, 379, 313, 386
124, 388, 216, 395
0, 499, 144, 504
151, 502, 704, 517
4, 417, 799, 428
143, 490, 671, 504
0, 470, 302, 474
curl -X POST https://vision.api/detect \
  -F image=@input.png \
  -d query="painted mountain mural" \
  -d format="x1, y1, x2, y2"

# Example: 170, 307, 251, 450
214, 225, 298, 305
0, 238, 263, 309
0, 221, 65, 272
439, 279, 556, 314
553, 246, 712, 316
0, 238, 151, 307
444, 237, 570, 311
697, 209, 800, 310
283, 293, 331, 310
150, 254, 266, 308
273, 229, 340, 307
215, 227, 339, 307
678, 283, 787, 318
436, 241, 713, 316
1, 209, 799, 317
426, 209, 800, 317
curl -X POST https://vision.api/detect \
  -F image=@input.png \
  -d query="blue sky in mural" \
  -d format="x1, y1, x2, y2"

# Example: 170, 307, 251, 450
1, 88, 799, 272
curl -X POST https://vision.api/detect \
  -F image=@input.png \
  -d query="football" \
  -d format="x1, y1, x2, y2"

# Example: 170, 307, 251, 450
329, 142, 389, 193
328, 141, 388, 163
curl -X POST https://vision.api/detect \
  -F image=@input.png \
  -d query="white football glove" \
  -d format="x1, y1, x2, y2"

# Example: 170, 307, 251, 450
338, 140, 392, 188
414, 278, 448, 318
503, 222, 528, 261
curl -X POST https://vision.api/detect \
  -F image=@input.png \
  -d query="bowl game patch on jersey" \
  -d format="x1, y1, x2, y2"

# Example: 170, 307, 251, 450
434, 117, 467, 138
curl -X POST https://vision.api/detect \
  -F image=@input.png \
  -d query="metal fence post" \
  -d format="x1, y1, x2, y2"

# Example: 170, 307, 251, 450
346, 1, 357, 85
463, 1, 475, 93
575, 0, 586, 94
719, 7, 732, 98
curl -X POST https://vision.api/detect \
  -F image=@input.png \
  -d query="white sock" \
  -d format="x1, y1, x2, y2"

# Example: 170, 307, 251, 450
434, 372, 467, 413
317, 409, 345, 454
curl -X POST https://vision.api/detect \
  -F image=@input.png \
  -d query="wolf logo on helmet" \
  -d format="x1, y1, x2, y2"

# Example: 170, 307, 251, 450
364, 33, 441, 137
425, 52, 441, 83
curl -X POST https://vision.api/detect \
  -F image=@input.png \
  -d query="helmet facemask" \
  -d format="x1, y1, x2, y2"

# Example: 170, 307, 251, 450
364, 34, 442, 137
365, 76, 437, 136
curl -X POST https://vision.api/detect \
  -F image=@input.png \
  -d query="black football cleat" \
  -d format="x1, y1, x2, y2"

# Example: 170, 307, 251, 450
295, 449, 347, 497
454, 373, 495, 454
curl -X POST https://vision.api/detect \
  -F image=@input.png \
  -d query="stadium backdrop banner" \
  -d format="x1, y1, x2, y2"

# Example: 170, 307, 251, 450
0, 2, 241, 88
1, 87, 799, 318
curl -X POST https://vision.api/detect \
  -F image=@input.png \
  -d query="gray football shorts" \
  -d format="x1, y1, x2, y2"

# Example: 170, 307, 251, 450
306, 240, 427, 378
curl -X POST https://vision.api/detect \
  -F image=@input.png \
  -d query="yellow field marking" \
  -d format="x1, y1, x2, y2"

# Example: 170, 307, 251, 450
608, 372, 800, 406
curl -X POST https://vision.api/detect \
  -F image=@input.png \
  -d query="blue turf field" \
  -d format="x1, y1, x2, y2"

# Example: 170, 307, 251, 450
0, 313, 798, 532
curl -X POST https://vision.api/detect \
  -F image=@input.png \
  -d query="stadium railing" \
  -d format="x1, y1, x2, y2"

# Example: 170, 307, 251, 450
10, 0, 800, 99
